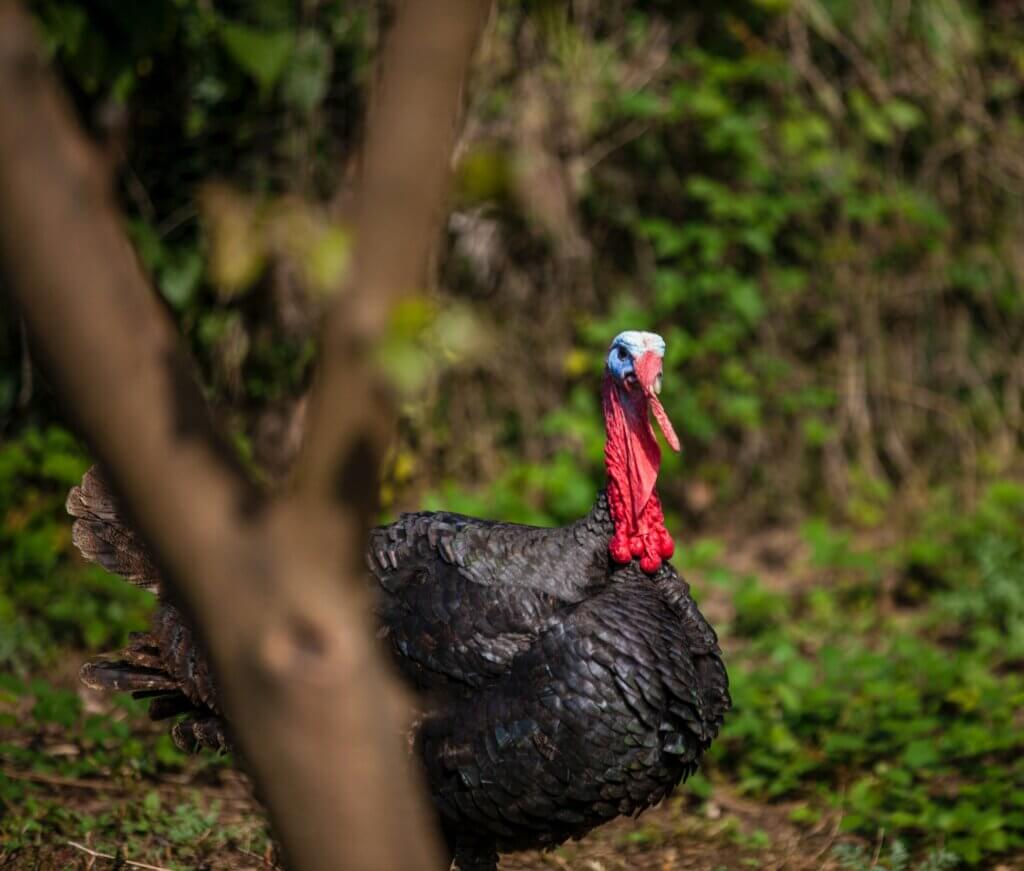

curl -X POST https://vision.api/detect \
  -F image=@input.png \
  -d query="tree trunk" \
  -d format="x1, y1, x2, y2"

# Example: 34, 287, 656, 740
0, 1, 492, 868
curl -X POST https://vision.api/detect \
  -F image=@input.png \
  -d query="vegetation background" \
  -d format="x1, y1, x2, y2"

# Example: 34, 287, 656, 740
2, 1, 1023, 868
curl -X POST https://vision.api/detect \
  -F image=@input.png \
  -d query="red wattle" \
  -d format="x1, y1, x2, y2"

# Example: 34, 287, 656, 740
639, 552, 660, 574
602, 375, 676, 573
609, 532, 632, 565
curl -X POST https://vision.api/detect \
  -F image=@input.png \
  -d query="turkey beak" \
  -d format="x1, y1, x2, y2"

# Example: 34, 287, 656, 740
634, 352, 680, 453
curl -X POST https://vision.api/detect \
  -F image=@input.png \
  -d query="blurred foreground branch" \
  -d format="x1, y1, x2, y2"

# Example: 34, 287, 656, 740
0, 1, 490, 868
296, 0, 490, 511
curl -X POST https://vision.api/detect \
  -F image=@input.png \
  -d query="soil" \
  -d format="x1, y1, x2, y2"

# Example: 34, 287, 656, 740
0, 757, 853, 871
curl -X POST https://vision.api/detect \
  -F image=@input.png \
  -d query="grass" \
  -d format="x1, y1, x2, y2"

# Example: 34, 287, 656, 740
0, 673, 260, 865
2, 426, 1023, 868
689, 483, 1024, 864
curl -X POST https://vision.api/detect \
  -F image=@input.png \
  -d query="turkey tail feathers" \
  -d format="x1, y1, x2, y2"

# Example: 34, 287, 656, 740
69, 466, 229, 754
67, 466, 162, 593
78, 629, 175, 691
79, 657, 229, 752
80, 659, 180, 693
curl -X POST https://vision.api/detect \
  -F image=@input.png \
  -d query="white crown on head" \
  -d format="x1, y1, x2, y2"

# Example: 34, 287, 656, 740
611, 331, 666, 358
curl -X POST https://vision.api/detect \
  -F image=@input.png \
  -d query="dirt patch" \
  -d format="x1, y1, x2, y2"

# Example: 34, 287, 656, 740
1, 749, 850, 871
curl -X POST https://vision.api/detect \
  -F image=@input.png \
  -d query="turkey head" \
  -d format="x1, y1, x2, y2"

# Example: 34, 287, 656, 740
601, 330, 680, 573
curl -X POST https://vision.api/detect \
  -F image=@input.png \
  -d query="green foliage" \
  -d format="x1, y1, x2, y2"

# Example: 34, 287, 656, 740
697, 487, 1024, 865
722, 624, 1024, 862
905, 482, 1024, 663
433, 0, 1024, 527
219, 21, 295, 93
0, 428, 152, 672
0, 667, 246, 863
13, 0, 373, 431
834, 839, 958, 871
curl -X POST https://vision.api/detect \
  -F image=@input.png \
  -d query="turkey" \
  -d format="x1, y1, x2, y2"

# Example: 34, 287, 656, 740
71, 329, 730, 870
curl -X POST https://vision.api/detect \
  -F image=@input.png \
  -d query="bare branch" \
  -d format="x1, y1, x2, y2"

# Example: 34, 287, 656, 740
67, 842, 175, 871
295, 0, 494, 508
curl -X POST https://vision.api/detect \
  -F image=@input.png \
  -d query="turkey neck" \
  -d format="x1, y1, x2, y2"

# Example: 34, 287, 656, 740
601, 374, 674, 573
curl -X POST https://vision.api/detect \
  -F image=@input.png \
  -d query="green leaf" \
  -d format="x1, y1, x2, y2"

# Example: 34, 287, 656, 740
220, 21, 294, 92
143, 790, 162, 816
282, 30, 331, 112
617, 90, 666, 120
884, 99, 924, 132
902, 739, 940, 769
727, 281, 765, 325
38, 3, 88, 57
160, 249, 203, 309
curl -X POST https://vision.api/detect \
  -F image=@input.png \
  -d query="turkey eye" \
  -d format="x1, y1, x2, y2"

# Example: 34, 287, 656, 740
617, 347, 629, 361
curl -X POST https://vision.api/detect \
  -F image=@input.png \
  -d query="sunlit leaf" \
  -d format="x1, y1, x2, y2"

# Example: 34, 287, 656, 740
200, 184, 266, 297
220, 21, 294, 92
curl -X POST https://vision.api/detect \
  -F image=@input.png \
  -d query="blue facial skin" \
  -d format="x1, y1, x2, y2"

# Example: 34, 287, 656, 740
606, 331, 666, 384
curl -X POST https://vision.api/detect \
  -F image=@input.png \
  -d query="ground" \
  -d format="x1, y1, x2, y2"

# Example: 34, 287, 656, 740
1, 738, 855, 871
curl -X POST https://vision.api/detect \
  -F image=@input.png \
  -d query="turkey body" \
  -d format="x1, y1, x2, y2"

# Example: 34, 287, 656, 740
72, 471, 730, 869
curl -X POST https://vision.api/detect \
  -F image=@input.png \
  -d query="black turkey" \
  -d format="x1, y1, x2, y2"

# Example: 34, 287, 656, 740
72, 329, 730, 870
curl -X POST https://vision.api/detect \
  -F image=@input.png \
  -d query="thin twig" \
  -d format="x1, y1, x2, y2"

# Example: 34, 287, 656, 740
156, 203, 198, 240
808, 805, 845, 864
83, 832, 97, 871
576, 119, 651, 177
66, 842, 173, 871
870, 827, 886, 868
1, 766, 114, 791
236, 846, 284, 870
